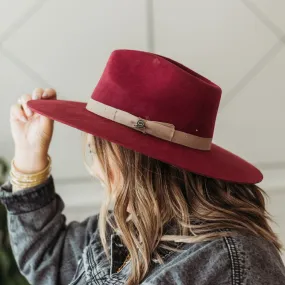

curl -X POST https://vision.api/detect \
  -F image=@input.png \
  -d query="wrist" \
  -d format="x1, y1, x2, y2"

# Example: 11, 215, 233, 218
14, 149, 49, 174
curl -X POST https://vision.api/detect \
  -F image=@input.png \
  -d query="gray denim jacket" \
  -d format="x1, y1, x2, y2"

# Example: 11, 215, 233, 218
1, 176, 285, 285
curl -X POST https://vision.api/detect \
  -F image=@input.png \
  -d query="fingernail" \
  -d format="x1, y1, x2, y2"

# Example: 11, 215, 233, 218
21, 116, 27, 123
32, 94, 38, 100
42, 93, 48, 98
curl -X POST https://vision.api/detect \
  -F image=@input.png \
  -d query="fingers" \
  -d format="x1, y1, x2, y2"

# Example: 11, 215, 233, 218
32, 88, 44, 100
21, 88, 57, 117
42, 88, 57, 99
32, 88, 56, 99
10, 104, 27, 123
20, 94, 33, 117
11, 88, 57, 123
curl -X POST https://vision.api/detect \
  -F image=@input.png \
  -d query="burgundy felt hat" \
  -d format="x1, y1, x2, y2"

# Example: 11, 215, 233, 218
28, 49, 262, 184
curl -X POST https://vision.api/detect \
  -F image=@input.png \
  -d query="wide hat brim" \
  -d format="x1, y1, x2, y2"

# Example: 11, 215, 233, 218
28, 99, 263, 184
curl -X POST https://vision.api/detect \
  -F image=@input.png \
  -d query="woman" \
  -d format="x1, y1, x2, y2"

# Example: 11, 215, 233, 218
1, 50, 285, 285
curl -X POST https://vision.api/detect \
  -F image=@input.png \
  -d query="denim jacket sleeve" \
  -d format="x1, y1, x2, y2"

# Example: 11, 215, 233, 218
0, 176, 99, 285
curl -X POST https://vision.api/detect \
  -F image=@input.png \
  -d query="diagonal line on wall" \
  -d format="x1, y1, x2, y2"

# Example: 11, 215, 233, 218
220, 0, 285, 112
0, 0, 54, 88
220, 39, 284, 111
146, 0, 155, 52
0, 0, 49, 44
0, 47, 53, 87
241, 0, 285, 41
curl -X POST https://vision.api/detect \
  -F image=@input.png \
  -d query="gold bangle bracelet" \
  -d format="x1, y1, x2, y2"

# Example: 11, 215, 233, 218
10, 172, 51, 190
10, 178, 50, 190
10, 174, 51, 185
10, 155, 51, 190
10, 169, 51, 181
11, 155, 51, 176
10, 170, 51, 183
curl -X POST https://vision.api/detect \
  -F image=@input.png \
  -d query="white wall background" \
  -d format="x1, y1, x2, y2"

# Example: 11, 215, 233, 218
0, 0, 284, 255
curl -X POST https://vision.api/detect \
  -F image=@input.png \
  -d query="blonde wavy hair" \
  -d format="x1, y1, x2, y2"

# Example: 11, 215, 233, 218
84, 133, 282, 285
